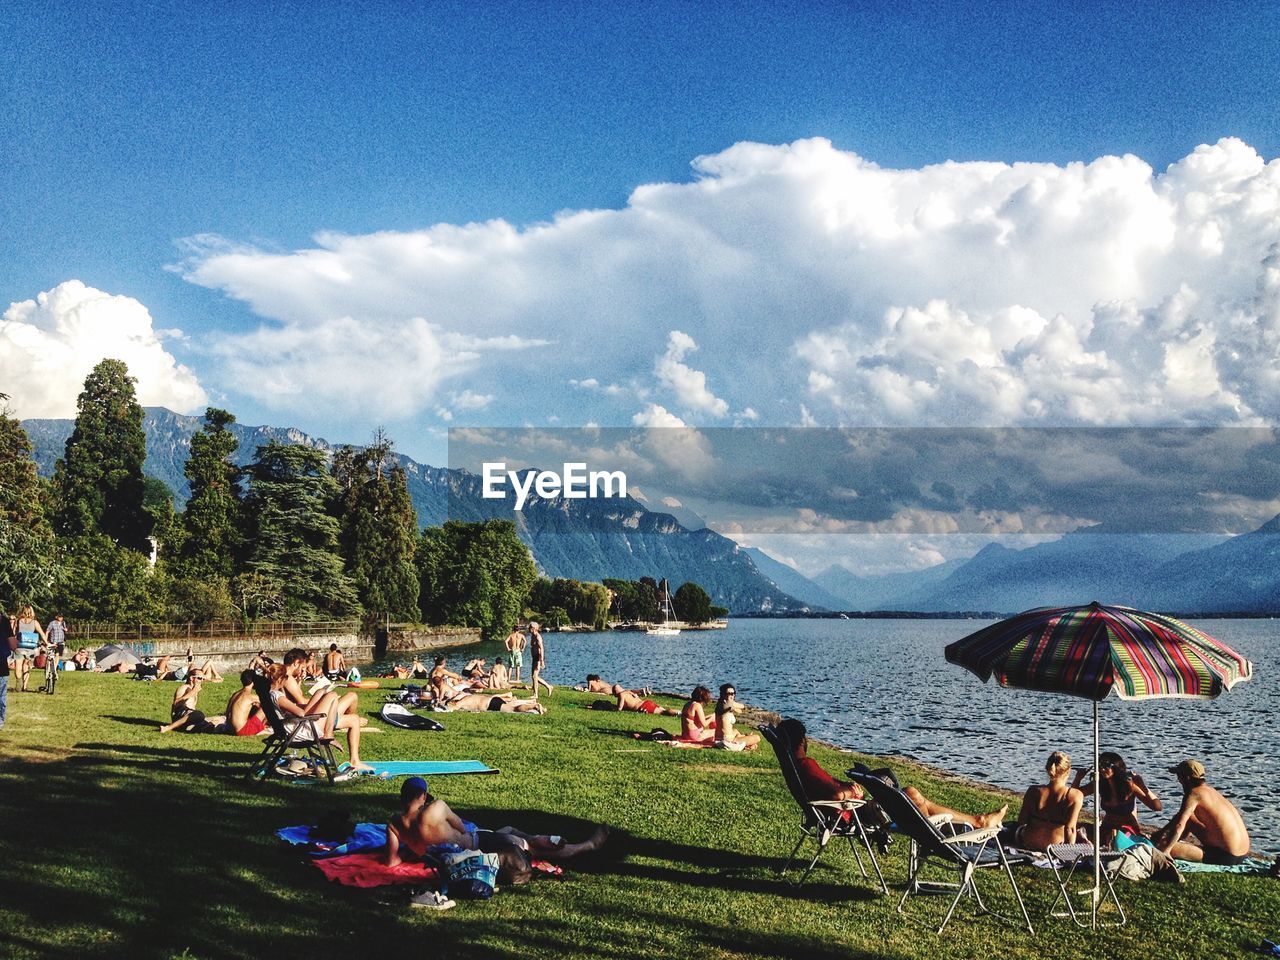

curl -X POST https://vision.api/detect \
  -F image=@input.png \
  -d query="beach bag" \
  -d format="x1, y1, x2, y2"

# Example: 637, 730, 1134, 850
444, 850, 499, 900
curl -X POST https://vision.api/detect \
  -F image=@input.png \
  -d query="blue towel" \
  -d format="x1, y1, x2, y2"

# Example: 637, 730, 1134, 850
1173, 857, 1273, 875
337, 760, 499, 779
277, 822, 387, 856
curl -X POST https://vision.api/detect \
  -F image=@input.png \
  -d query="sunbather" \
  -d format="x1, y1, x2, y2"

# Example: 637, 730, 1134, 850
446, 691, 546, 713
226, 669, 269, 736
614, 683, 676, 715
267, 663, 374, 773
158, 673, 226, 733
384, 777, 608, 867
713, 684, 760, 751
1153, 759, 1251, 864
488, 658, 510, 689
282, 647, 362, 734
324, 644, 349, 681
583, 674, 652, 696
778, 719, 1007, 828
1073, 751, 1162, 845
1013, 750, 1085, 851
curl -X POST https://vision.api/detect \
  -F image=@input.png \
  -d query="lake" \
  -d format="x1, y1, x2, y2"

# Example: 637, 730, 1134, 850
455, 617, 1277, 847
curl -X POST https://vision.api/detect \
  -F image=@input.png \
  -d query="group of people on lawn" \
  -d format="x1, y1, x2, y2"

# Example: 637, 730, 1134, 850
780, 717, 1252, 865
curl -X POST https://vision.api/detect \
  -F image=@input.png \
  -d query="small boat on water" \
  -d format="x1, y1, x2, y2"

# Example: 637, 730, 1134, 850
646, 578, 681, 636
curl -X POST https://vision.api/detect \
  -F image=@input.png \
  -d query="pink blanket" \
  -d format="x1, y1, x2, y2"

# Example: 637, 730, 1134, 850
311, 852, 442, 888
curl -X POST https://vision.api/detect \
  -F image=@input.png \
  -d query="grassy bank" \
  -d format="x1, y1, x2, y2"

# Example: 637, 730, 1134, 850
1, 674, 1275, 959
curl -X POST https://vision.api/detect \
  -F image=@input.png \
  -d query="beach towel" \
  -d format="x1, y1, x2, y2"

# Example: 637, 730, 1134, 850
277, 823, 387, 856
311, 852, 442, 888
337, 760, 499, 778
1174, 857, 1275, 875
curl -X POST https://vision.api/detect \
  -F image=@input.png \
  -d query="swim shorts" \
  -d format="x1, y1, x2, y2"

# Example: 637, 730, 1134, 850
639, 699, 660, 714
488, 696, 506, 712
237, 713, 268, 736
1201, 844, 1249, 866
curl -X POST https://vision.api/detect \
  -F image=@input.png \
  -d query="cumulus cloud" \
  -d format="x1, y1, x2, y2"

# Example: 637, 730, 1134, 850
654, 330, 729, 417
0, 280, 206, 418
179, 136, 1280, 429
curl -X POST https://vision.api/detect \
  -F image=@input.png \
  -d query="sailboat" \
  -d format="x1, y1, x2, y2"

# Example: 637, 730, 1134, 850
646, 579, 681, 636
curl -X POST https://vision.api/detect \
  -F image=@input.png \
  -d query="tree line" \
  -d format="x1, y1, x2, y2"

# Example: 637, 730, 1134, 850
0, 359, 723, 635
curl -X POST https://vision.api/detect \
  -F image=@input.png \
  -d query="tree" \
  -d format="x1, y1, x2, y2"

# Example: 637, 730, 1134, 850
177, 408, 243, 579
241, 442, 360, 620
53, 533, 161, 622
603, 577, 660, 622
332, 432, 419, 621
0, 396, 59, 608
674, 581, 714, 625
53, 359, 152, 551
417, 520, 536, 637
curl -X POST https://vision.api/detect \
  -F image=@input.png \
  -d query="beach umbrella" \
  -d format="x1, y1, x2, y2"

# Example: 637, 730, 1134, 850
945, 601, 1253, 926
94, 644, 141, 670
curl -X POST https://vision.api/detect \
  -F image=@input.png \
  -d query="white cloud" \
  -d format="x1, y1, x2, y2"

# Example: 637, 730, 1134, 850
0, 280, 206, 418
178, 137, 1280, 428
654, 330, 729, 417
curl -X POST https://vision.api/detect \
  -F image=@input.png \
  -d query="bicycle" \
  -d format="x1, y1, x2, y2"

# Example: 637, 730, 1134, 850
40, 646, 58, 695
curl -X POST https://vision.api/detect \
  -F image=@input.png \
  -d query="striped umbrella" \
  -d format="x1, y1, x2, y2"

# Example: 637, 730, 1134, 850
945, 601, 1254, 926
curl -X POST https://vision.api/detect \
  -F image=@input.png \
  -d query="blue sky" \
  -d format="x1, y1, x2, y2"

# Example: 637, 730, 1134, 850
3, 1, 1280, 572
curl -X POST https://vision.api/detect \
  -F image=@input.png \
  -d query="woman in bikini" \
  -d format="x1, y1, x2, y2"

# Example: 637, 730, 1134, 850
713, 683, 760, 752
1015, 750, 1085, 851
1073, 751, 1162, 845
679, 686, 717, 743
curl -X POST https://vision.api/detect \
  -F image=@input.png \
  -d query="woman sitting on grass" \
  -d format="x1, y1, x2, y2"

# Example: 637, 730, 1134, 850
1014, 750, 1085, 851
679, 686, 717, 743
1073, 751, 1162, 846
713, 684, 760, 752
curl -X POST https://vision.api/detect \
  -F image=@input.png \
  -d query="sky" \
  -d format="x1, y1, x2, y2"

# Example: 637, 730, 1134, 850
3, 1, 1279, 573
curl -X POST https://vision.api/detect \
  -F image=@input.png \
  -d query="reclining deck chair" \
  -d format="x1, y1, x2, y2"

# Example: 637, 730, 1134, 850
246, 673, 338, 783
762, 722, 887, 893
849, 770, 1033, 934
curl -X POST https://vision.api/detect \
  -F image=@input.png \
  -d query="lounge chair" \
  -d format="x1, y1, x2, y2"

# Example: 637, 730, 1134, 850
848, 770, 1033, 933
761, 722, 887, 893
246, 674, 339, 783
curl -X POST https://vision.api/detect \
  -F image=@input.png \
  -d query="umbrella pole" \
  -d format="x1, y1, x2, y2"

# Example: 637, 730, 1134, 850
1093, 698, 1101, 929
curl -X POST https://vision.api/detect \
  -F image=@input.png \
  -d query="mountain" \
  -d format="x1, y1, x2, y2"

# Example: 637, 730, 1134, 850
741, 548, 847, 611
1144, 518, 1280, 613
21, 407, 804, 614
813, 559, 965, 611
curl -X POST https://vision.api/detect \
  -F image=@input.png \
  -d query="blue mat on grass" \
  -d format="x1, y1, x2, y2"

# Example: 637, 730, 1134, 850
277, 823, 387, 856
337, 760, 499, 778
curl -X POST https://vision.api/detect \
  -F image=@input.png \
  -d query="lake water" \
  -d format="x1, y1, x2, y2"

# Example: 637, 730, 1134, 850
453, 617, 1278, 847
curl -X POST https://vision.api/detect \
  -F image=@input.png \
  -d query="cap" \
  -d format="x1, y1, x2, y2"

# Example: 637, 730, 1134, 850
1168, 759, 1205, 780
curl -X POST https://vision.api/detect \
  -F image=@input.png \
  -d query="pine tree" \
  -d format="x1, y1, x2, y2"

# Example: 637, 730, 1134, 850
242, 441, 359, 619
0, 394, 59, 607
332, 433, 420, 621
177, 407, 243, 579
53, 359, 152, 551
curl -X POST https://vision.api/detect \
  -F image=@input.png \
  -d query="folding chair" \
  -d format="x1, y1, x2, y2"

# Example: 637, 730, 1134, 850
850, 771, 1033, 934
246, 674, 339, 783
762, 723, 887, 893
1045, 842, 1126, 926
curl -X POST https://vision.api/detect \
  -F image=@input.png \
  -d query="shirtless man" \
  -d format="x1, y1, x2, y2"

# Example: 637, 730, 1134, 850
225, 670, 269, 736
447, 691, 546, 714
488, 658, 509, 689
324, 644, 348, 680
586, 674, 651, 696
249, 650, 273, 672
283, 647, 363, 739
429, 657, 465, 702
463, 657, 489, 681
383, 777, 608, 867
1154, 759, 1251, 864
158, 673, 226, 733
614, 683, 677, 716
504, 627, 526, 685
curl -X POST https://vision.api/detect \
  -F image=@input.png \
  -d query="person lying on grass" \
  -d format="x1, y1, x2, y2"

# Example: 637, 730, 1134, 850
383, 776, 608, 867
445, 691, 546, 713
268, 663, 376, 773
614, 684, 677, 715
583, 674, 653, 696
778, 718, 1007, 828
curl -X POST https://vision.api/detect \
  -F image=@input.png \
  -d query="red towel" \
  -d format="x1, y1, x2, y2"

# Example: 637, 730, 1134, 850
312, 852, 442, 888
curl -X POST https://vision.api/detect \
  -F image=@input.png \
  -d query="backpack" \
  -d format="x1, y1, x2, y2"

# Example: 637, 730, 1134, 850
444, 850, 500, 900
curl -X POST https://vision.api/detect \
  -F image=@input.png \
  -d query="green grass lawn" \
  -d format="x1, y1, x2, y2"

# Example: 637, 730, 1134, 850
1, 673, 1275, 959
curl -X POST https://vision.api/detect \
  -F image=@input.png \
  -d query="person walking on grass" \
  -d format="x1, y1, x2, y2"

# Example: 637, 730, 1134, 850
1, 611, 14, 729
529, 622, 553, 700
14, 605, 46, 692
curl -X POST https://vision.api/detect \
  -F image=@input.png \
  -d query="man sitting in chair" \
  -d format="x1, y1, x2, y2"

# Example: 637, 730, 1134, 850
778, 719, 1007, 827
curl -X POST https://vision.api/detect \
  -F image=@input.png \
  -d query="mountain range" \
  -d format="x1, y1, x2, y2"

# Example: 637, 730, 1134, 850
21, 407, 1280, 615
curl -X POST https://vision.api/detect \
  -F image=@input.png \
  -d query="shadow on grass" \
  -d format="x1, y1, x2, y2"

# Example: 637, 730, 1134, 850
101, 714, 169, 728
